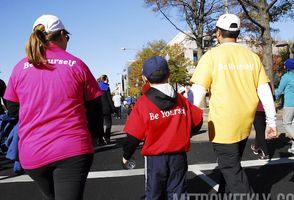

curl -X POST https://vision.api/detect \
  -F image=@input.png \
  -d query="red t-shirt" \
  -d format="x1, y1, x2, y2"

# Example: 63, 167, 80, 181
124, 94, 203, 156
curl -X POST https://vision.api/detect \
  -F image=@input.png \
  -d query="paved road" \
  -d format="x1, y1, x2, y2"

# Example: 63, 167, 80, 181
0, 109, 293, 200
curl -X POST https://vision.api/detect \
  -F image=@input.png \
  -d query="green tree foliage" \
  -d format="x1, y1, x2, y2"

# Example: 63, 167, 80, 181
128, 40, 166, 96
127, 40, 193, 96
165, 44, 192, 86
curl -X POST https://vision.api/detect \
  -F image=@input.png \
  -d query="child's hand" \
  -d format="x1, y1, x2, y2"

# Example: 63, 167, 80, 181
122, 157, 136, 170
122, 157, 128, 165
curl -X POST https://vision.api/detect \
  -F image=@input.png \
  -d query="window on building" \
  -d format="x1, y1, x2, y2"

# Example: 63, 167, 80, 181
193, 51, 198, 62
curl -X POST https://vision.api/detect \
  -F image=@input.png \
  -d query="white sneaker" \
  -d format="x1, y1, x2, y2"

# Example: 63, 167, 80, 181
288, 148, 294, 154
259, 154, 270, 161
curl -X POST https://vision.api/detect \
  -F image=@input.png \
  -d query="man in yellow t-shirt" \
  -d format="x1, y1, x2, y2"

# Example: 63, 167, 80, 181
190, 13, 277, 194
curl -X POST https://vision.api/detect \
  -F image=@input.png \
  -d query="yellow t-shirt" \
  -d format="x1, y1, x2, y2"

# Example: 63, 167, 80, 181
190, 43, 269, 143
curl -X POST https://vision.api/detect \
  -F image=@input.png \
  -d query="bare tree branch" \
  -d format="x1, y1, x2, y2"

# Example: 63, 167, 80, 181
199, 0, 205, 21
237, 0, 265, 37
269, 1, 293, 21
204, 2, 214, 17
267, 0, 278, 12
241, 0, 259, 10
178, 0, 196, 16
156, 1, 196, 41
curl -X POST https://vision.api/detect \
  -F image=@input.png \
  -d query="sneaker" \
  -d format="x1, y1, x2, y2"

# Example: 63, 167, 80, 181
97, 138, 107, 146
288, 148, 294, 154
250, 144, 259, 155
258, 149, 270, 161
290, 140, 294, 149
259, 154, 270, 161
104, 136, 111, 144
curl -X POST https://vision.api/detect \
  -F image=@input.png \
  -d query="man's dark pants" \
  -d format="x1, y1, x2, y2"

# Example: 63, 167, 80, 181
213, 138, 252, 194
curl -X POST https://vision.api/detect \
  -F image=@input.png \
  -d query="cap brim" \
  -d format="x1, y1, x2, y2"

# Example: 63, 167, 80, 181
62, 29, 70, 35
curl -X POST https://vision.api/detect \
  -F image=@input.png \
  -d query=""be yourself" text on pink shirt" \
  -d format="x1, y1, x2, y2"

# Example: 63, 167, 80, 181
4, 43, 102, 169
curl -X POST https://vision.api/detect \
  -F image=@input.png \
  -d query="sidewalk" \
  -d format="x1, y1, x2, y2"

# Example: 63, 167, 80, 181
112, 108, 285, 142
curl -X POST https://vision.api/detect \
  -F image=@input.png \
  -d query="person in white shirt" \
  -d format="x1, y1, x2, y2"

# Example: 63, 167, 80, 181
113, 93, 122, 119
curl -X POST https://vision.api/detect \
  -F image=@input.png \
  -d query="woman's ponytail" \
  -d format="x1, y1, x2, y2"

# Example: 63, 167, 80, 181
25, 25, 48, 67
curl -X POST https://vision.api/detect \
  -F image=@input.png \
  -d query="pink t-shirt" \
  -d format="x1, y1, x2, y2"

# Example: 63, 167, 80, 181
4, 43, 102, 169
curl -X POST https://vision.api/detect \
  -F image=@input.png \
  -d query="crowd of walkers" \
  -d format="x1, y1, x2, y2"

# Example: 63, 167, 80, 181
0, 13, 293, 200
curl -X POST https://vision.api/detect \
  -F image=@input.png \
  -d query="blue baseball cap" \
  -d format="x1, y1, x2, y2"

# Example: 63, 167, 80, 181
285, 58, 294, 70
142, 56, 169, 83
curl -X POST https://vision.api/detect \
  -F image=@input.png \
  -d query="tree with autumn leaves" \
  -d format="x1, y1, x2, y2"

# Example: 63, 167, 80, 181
127, 40, 193, 97
144, 0, 294, 87
232, 0, 294, 85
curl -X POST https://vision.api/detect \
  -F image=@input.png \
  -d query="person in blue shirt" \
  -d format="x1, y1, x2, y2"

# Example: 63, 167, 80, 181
98, 75, 115, 144
126, 96, 133, 105
275, 58, 294, 154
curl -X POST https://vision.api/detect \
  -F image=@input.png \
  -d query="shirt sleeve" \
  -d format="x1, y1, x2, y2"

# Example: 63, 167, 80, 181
189, 102, 203, 127
257, 83, 276, 127
123, 103, 146, 141
4, 74, 19, 103
190, 51, 213, 89
190, 84, 207, 107
275, 74, 287, 99
82, 62, 103, 101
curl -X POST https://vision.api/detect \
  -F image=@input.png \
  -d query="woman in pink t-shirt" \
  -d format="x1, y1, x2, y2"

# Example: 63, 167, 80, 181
4, 15, 102, 200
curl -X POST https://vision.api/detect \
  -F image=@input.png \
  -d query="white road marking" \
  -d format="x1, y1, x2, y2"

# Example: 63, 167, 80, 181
0, 157, 293, 184
0, 175, 32, 183
94, 144, 117, 150
88, 169, 144, 179
189, 166, 219, 191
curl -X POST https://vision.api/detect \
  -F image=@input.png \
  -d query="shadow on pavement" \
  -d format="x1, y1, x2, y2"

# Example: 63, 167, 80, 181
267, 134, 292, 158
246, 163, 294, 198
94, 136, 125, 153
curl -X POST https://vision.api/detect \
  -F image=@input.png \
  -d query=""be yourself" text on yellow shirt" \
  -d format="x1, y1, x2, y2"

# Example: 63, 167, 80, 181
191, 43, 269, 143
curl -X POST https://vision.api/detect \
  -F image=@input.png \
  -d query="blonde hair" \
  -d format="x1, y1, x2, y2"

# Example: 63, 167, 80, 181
25, 24, 67, 68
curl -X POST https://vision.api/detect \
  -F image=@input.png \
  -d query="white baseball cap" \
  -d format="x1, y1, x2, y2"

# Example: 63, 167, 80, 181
32, 15, 65, 33
216, 13, 240, 31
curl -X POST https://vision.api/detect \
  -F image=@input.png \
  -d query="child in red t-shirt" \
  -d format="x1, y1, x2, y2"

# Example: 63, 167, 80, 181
122, 56, 203, 199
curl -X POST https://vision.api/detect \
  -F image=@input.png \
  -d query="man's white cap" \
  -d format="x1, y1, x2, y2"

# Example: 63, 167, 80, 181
32, 15, 65, 33
216, 13, 240, 31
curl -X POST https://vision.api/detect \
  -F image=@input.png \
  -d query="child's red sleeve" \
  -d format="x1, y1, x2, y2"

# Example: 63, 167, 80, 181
191, 104, 203, 127
123, 103, 146, 141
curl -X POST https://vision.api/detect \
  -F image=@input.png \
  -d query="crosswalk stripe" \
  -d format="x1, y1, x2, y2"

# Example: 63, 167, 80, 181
189, 166, 219, 191
0, 157, 293, 183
